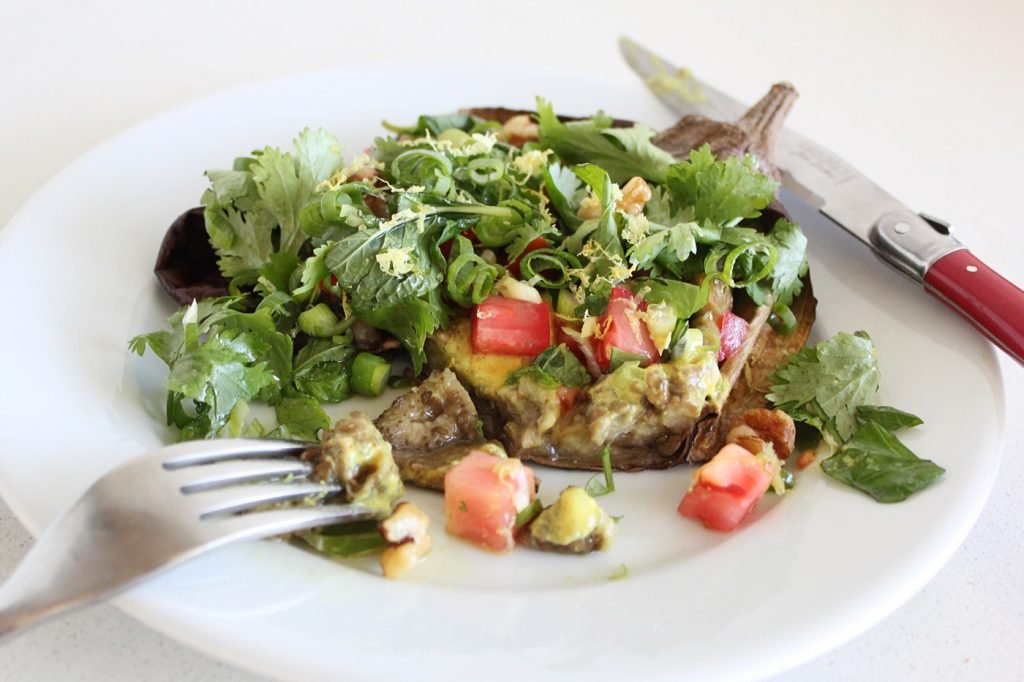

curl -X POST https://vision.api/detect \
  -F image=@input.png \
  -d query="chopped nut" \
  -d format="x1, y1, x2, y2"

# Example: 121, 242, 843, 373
796, 449, 817, 470
615, 176, 652, 216
379, 502, 431, 579
726, 408, 796, 459
502, 114, 539, 147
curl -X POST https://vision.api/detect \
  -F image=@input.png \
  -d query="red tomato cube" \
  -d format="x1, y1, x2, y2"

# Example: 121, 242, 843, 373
678, 443, 776, 532
471, 296, 552, 356
718, 309, 750, 363
595, 296, 659, 372
445, 450, 537, 552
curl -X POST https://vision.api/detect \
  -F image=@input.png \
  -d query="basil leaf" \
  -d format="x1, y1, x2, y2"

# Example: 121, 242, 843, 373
821, 422, 944, 503
856, 405, 924, 432
507, 344, 592, 389
291, 339, 354, 402
638, 278, 708, 319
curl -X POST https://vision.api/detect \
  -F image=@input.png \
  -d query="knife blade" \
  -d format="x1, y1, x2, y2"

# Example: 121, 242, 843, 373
620, 36, 1024, 366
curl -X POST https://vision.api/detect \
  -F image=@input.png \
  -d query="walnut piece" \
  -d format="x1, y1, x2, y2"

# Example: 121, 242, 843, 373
726, 408, 796, 459
379, 502, 431, 579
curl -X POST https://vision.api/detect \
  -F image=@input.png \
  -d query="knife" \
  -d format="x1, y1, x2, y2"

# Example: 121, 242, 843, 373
620, 37, 1024, 366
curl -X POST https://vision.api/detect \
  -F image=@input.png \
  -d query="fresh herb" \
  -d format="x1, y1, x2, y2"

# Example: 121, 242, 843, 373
769, 332, 941, 502
666, 145, 778, 229
821, 422, 944, 503
585, 447, 616, 497
535, 98, 676, 184
855, 405, 924, 432
515, 498, 543, 528
298, 521, 387, 557
507, 344, 592, 389
768, 331, 880, 445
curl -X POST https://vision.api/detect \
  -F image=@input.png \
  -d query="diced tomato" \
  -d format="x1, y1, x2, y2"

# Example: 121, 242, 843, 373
445, 450, 537, 551
678, 443, 776, 532
471, 296, 552, 356
506, 237, 549, 278
595, 296, 659, 372
717, 309, 750, 363
556, 385, 581, 413
609, 285, 647, 310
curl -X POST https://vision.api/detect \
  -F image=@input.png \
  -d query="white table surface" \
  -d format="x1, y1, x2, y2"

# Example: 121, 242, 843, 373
2, 1, 1022, 680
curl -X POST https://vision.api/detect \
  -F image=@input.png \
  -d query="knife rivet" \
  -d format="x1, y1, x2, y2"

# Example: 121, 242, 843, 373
966, 265, 978, 273
893, 221, 911, 235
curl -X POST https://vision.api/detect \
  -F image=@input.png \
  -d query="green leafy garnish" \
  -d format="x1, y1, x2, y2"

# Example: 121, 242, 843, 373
299, 521, 387, 557
821, 422, 944, 503
855, 405, 924, 432
769, 332, 940, 502
515, 498, 543, 529
666, 145, 778, 228
585, 447, 616, 497
768, 331, 880, 445
507, 344, 592, 389
536, 98, 676, 184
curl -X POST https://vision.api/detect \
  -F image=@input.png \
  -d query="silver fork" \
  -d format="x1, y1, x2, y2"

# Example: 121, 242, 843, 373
0, 438, 375, 642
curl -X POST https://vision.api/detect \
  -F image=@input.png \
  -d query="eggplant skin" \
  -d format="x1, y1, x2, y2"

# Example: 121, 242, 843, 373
154, 207, 229, 305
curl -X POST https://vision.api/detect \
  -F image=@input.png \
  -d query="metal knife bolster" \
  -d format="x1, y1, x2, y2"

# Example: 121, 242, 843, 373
868, 210, 963, 281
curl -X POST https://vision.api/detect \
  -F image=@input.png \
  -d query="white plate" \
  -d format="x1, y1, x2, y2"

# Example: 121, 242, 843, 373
0, 65, 1005, 681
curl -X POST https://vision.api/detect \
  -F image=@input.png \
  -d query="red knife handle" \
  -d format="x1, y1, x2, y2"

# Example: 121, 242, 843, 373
923, 248, 1024, 365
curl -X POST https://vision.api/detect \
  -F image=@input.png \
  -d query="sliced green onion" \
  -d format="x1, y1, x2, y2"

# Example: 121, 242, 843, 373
721, 241, 777, 288
585, 447, 616, 497
466, 157, 505, 185
556, 289, 580, 319
298, 303, 342, 337
351, 352, 391, 397
391, 149, 453, 195
769, 302, 798, 334
518, 249, 581, 289
437, 128, 471, 146
446, 235, 498, 306
298, 521, 386, 557
515, 498, 543, 529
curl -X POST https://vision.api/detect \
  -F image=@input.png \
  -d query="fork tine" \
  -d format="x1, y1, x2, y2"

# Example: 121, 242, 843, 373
169, 458, 313, 493
160, 438, 316, 469
187, 481, 342, 519
199, 504, 378, 544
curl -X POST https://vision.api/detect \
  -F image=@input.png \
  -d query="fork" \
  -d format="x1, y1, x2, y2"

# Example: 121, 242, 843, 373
0, 438, 375, 642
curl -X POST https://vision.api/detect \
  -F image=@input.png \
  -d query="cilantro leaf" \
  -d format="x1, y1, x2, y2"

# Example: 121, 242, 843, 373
745, 218, 808, 308
203, 129, 344, 279
821, 422, 944, 502
666, 145, 778, 228
768, 331, 880, 444
536, 98, 676, 184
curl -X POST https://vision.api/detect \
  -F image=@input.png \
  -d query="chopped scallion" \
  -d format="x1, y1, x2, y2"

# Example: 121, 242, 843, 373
351, 352, 391, 397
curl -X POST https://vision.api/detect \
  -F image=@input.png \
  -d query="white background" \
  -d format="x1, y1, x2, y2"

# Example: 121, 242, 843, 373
1, 0, 1022, 679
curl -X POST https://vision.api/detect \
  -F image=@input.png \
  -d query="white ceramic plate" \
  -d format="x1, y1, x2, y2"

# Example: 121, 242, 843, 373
0, 65, 1005, 681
